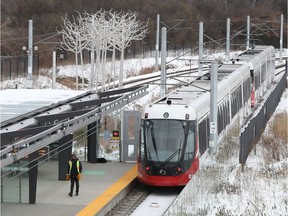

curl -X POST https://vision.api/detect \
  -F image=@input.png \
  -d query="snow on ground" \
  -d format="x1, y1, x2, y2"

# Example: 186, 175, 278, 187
0, 74, 71, 90
164, 87, 288, 216
0, 50, 242, 90
0, 49, 287, 215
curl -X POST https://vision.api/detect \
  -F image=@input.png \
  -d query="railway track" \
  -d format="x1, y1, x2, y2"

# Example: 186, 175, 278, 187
122, 67, 209, 87
105, 183, 152, 216
104, 183, 184, 216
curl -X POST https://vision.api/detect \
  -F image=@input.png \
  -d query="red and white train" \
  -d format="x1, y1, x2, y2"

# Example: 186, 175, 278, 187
137, 46, 275, 186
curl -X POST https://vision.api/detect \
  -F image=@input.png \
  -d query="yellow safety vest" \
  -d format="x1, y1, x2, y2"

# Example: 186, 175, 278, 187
68, 160, 80, 174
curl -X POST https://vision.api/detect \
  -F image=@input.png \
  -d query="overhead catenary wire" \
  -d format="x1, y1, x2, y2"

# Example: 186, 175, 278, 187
1, 31, 58, 42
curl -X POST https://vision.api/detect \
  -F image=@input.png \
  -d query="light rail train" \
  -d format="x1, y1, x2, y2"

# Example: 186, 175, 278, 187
137, 46, 275, 186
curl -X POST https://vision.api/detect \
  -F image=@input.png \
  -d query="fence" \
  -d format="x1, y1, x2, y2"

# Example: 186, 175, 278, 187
239, 61, 287, 165
1, 55, 39, 81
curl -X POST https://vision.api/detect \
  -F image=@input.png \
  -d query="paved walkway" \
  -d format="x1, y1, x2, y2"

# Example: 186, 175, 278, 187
1, 160, 135, 216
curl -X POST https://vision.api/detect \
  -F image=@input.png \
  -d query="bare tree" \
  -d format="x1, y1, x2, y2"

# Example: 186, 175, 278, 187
105, 10, 124, 89
59, 10, 148, 91
84, 10, 111, 91
111, 11, 148, 88
58, 14, 88, 90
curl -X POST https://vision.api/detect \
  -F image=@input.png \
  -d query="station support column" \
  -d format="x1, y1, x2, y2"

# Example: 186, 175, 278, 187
58, 134, 73, 181
87, 120, 100, 163
28, 150, 38, 204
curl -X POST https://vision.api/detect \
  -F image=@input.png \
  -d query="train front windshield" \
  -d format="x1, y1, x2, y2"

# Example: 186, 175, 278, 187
141, 119, 196, 162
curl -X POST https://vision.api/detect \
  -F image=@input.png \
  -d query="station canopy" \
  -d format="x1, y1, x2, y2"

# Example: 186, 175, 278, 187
0, 89, 85, 123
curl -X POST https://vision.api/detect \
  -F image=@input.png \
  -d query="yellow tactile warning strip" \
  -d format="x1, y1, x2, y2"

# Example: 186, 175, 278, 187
76, 164, 137, 216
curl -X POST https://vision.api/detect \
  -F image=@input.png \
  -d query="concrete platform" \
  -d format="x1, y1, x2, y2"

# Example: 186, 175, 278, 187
1, 160, 137, 216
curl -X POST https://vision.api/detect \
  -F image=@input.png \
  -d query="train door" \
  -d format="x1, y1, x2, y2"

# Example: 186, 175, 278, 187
121, 110, 140, 162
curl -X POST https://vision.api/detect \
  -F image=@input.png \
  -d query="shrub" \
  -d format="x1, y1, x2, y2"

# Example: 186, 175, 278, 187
261, 111, 288, 162
138, 66, 156, 75
268, 112, 287, 144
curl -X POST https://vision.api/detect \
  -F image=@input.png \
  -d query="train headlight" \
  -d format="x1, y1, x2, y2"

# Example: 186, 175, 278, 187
163, 112, 169, 118
159, 169, 166, 175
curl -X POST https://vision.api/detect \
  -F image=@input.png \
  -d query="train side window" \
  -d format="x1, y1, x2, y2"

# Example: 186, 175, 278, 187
184, 130, 195, 160
255, 69, 260, 89
261, 63, 266, 83
198, 120, 207, 155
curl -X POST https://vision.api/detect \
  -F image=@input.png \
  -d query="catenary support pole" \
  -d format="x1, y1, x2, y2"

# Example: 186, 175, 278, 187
246, 15, 250, 50
52, 51, 56, 89
209, 61, 218, 153
280, 14, 283, 62
28, 19, 33, 88
198, 22, 203, 76
155, 14, 160, 71
225, 18, 230, 62
160, 27, 167, 97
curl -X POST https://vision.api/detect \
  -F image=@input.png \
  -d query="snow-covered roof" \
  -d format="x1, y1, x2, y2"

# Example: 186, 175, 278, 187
0, 89, 85, 122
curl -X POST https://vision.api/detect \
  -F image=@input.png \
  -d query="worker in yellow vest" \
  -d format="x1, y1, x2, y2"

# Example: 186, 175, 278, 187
67, 154, 82, 197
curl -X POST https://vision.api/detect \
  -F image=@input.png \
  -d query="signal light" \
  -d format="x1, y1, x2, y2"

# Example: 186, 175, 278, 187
112, 130, 119, 140
145, 166, 150, 171
173, 167, 183, 176
185, 114, 189, 120
113, 130, 119, 137
145, 113, 148, 119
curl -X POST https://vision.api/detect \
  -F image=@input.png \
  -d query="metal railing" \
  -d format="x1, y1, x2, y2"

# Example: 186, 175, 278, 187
0, 85, 148, 168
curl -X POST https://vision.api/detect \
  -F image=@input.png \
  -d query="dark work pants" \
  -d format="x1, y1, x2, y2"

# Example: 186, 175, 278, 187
70, 176, 79, 194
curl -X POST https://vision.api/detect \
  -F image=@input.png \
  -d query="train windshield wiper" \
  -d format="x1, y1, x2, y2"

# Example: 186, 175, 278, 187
163, 148, 180, 165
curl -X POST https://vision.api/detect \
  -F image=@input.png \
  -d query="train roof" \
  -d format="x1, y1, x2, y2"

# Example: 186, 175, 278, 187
144, 46, 275, 120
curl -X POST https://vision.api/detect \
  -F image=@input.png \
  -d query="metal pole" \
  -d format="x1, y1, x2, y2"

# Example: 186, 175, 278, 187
226, 18, 230, 62
155, 14, 160, 71
198, 22, 203, 76
52, 51, 56, 89
19, 172, 22, 203
28, 19, 33, 88
90, 50, 95, 91
209, 61, 218, 153
1, 171, 3, 202
280, 14, 283, 62
160, 27, 167, 97
246, 16, 250, 50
